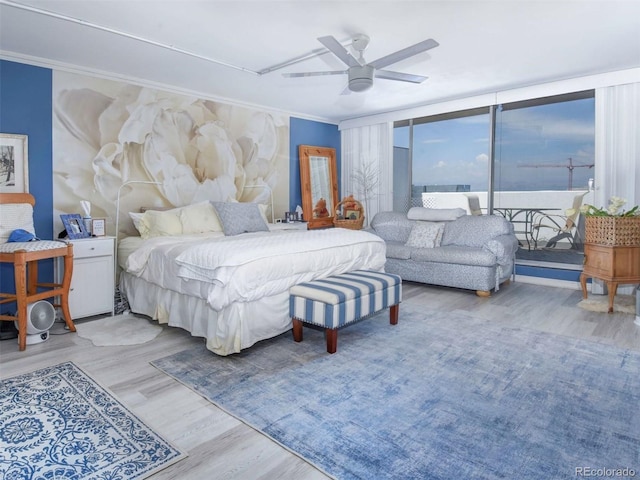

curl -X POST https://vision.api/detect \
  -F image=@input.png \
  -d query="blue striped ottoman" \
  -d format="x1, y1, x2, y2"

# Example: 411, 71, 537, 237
289, 270, 402, 353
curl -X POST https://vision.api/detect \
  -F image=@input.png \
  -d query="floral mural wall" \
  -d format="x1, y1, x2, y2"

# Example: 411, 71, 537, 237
52, 71, 289, 236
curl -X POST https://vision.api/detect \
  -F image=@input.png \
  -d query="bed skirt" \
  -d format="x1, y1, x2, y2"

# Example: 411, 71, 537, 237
120, 272, 292, 355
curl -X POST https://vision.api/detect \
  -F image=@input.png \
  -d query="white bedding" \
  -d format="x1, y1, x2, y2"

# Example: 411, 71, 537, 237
120, 228, 387, 354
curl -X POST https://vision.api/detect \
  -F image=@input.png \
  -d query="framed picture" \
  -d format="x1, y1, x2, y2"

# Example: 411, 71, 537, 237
345, 209, 361, 220
91, 218, 106, 236
60, 213, 90, 239
0, 133, 28, 193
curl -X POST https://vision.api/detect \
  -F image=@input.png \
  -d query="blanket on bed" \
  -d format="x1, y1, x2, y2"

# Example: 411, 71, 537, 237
125, 229, 386, 310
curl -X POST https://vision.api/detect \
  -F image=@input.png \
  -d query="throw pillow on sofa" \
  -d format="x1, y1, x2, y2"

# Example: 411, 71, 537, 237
405, 222, 445, 248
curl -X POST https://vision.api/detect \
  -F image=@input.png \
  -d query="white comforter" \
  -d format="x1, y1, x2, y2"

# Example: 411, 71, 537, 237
125, 228, 386, 311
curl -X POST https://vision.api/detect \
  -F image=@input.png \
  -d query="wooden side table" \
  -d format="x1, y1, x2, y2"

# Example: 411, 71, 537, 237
580, 244, 640, 313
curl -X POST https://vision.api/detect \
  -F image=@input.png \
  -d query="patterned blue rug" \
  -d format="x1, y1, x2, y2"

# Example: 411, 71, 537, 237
0, 362, 185, 479
152, 304, 640, 480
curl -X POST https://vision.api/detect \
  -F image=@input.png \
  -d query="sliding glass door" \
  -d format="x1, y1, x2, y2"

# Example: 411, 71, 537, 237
393, 90, 595, 266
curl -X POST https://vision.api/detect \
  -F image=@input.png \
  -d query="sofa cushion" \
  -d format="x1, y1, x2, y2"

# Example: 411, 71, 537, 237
385, 241, 412, 260
369, 211, 413, 243
410, 245, 497, 267
441, 215, 513, 247
407, 207, 466, 221
405, 222, 444, 248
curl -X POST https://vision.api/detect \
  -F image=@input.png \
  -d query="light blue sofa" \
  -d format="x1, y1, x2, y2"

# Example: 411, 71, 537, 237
367, 208, 519, 296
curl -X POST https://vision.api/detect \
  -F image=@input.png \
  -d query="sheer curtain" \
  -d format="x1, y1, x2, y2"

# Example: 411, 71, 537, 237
592, 82, 640, 294
595, 82, 640, 210
341, 122, 393, 225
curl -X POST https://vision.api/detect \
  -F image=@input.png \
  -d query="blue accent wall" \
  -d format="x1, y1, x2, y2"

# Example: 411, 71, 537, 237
289, 117, 340, 212
0, 60, 54, 302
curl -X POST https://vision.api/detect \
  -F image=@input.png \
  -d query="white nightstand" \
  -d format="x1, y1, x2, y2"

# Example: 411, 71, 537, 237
56, 236, 115, 319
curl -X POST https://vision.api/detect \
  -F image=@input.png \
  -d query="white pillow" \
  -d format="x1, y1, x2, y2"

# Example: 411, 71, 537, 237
407, 207, 466, 222
128, 212, 144, 234
257, 203, 270, 224
180, 201, 223, 234
138, 209, 183, 239
405, 222, 445, 248
0, 204, 35, 243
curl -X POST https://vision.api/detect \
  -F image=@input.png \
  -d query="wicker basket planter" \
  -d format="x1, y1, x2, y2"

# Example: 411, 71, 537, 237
334, 198, 365, 230
584, 216, 640, 246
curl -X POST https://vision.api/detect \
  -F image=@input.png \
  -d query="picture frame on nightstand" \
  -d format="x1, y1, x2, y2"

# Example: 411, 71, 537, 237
91, 218, 106, 236
60, 213, 90, 240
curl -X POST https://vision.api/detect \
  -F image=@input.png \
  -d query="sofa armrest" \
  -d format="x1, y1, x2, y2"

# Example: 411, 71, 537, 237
483, 234, 519, 264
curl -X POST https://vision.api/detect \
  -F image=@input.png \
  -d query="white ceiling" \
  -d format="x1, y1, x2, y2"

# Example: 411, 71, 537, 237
1, 0, 639, 124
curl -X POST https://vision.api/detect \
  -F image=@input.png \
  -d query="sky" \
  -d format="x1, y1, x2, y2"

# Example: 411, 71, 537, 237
394, 96, 595, 192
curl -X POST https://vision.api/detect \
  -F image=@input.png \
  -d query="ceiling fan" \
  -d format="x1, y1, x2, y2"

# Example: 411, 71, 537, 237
283, 34, 439, 93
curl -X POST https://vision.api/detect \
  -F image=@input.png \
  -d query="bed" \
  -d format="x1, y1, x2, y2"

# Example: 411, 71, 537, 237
117, 201, 386, 355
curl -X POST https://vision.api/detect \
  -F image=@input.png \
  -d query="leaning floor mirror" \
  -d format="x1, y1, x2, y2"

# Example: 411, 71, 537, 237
299, 145, 338, 229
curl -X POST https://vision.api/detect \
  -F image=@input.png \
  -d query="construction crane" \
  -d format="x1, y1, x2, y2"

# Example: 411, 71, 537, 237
518, 157, 594, 190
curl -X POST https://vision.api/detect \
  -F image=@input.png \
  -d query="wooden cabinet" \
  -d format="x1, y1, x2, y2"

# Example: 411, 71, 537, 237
57, 237, 115, 319
580, 244, 640, 313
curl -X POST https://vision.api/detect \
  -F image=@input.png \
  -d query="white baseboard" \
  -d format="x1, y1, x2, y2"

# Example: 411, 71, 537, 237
516, 274, 639, 295
515, 274, 582, 291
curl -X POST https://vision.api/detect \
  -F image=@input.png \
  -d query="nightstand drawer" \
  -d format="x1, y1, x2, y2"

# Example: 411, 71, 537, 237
71, 238, 113, 258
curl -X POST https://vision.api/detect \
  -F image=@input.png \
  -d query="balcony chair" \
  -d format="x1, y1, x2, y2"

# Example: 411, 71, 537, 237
465, 194, 483, 215
0, 193, 75, 350
531, 191, 589, 250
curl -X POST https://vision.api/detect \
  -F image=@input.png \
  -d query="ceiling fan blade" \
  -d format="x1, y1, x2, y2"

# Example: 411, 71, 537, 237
369, 39, 439, 69
375, 70, 428, 84
317, 36, 361, 68
283, 70, 347, 78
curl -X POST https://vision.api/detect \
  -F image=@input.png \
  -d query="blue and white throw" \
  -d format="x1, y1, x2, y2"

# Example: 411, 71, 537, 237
0, 362, 184, 480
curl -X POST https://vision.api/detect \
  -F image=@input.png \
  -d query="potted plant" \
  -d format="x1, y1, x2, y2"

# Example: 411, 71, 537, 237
581, 196, 640, 246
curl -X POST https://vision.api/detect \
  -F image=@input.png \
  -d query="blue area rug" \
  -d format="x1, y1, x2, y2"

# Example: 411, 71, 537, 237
0, 362, 185, 479
152, 305, 640, 480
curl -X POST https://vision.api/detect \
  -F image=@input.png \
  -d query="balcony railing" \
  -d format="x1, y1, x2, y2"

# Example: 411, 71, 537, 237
419, 190, 593, 266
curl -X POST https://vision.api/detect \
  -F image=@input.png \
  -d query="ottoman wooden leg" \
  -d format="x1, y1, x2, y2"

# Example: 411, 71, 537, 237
326, 329, 337, 354
390, 304, 399, 325
292, 319, 303, 342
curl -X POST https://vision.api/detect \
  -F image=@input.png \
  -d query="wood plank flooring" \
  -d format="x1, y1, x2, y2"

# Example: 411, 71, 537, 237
1, 281, 639, 479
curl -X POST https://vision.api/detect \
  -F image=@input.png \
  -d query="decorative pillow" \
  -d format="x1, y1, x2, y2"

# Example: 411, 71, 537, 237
405, 222, 445, 248
407, 207, 466, 222
211, 201, 269, 236
226, 196, 271, 224
179, 201, 223, 234
137, 209, 183, 239
0, 203, 35, 243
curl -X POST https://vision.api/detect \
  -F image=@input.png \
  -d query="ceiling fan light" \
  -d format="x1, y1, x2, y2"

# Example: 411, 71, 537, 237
348, 65, 374, 92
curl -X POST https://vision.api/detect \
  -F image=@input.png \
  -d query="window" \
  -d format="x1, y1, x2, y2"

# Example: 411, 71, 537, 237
393, 90, 595, 267
394, 108, 490, 210
495, 91, 595, 193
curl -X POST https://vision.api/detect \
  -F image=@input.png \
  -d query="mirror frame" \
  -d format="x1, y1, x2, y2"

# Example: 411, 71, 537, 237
299, 145, 338, 229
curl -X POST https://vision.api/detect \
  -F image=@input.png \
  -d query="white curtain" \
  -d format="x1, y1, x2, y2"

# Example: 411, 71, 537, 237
595, 82, 640, 212
341, 123, 393, 225
592, 82, 640, 295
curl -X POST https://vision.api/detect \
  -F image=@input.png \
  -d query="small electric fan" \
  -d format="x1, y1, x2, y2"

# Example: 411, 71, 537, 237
15, 301, 56, 345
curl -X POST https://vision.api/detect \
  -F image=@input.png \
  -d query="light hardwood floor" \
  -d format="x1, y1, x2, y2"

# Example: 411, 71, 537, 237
1, 281, 639, 479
